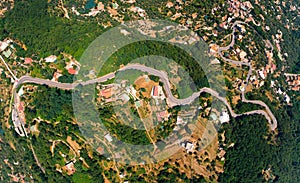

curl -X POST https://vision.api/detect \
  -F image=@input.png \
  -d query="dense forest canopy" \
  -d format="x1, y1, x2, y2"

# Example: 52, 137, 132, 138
101, 40, 209, 90
220, 98, 300, 182
1, 0, 107, 59
0, 0, 298, 182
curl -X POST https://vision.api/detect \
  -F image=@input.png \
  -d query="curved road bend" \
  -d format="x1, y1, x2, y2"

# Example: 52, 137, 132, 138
15, 63, 276, 130
217, 21, 277, 130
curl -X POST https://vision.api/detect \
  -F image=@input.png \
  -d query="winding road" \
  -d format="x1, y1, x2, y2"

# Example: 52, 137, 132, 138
0, 20, 279, 176
2, 20, 277, 132
13, 62, 277, 131
217, 21, 277, 130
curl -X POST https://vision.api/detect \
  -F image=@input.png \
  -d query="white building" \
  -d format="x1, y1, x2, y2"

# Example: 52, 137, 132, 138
284, 94, 290, 104
181, 141, 194, 152
45, 55, 57, 63
258, 70, 266, 79
0, 41, 9, 52
104, 134, 113, 142
219, 111, 230, 123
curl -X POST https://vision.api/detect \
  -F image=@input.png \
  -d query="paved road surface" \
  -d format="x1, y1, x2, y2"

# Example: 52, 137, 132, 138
217, 21, 277, 130
8, 20, 277, 131
0, 55, 18, 80
14, 63, 277, 131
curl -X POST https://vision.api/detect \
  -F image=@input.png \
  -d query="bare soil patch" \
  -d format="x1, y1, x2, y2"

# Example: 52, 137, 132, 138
134, 76, 158, 98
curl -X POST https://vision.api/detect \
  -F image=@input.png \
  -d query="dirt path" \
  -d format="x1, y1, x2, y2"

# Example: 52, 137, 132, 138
29, 143, 46, 174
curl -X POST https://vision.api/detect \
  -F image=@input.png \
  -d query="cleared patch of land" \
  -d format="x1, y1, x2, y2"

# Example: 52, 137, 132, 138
134, 76, 159, 98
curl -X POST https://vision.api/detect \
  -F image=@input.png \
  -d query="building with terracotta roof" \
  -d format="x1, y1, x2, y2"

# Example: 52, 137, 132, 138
284, 73, 300, 91
68, 68, 77, 75
166, 1, 174, 8
62, 162, 76, 175
24, 57, 33, 65
151, 86, 159, 97
96, 146, 104, 155
17, 102, 24, 112
209, 44, 219, 54
151, 85, 165, 100
99, 87, 113, 99
156, 110, 169, 122
51, 72, 62, 82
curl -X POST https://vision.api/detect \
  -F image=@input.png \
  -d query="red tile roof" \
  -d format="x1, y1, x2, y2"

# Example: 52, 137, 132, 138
156, 113, 162, 122
100, 87, 113, 99
156, 111, 168, 122
68, 68, 77, 75
158, 111, 167, 117
24, 57, 33, 64
152, 86, 158, 97
96, 147, 104, 154
271, 63, 276, 71
18, 103, 24, 112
